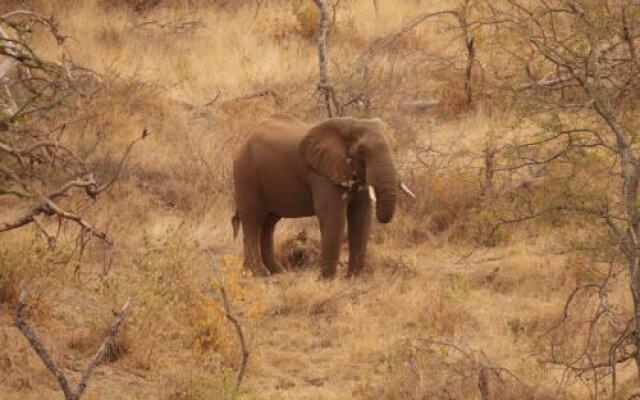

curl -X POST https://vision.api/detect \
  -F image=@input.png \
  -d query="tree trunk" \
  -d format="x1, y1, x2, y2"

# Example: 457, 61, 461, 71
464, 35, 475, 106
311, 0, 336, 117
590, 88, 640, 377
622, 151, 640, 374
458, 0, 474, 107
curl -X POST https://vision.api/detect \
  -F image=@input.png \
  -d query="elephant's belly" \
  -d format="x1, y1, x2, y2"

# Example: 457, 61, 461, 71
261, 181, 316, 218
251, 142, 316, 218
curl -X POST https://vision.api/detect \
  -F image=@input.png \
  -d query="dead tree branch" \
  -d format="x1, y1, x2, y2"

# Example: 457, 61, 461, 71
223, 87, 282, 107
204, 249, 249, 389
458, 0, 475, 106
399, 337, 531, 398
14, 291, 132, 400
133, 15, 204, 35
0, 128, 148, 245
0, 8, 144, 249
94, 128, 150, 195
359, 10, 458, 67
488, 0, 640, 383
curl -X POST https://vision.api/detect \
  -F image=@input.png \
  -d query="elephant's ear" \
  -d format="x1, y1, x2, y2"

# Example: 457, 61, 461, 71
299, 119, 353, 185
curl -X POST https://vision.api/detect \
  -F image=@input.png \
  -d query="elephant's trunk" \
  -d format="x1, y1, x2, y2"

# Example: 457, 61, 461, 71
375, 186, 398, 223
367, 159, 399, 224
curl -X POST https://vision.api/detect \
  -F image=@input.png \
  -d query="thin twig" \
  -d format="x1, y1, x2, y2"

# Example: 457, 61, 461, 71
70, 298, 132, 399
94, 128, 149, 194
204, 249, 249, 389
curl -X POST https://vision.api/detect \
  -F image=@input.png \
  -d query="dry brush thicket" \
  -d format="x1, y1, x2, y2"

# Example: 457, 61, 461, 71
1, 0, 640, 399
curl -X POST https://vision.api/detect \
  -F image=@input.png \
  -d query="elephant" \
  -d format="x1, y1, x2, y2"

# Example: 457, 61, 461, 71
231, 113, 414, 279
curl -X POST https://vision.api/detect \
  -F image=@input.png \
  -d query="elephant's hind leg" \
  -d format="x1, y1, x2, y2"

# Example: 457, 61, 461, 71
240, 214, 270, 277
260, 213, 284, 274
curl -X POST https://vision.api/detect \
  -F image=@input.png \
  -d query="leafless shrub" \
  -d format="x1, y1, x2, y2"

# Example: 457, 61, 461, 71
480, 0, 640, 383
377, 337, 533, 400
538, 247, 637, 398
351, 0, 500, 116
0, 8, 147, 248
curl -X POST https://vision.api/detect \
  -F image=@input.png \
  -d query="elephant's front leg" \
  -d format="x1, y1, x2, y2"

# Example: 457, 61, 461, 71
347, 190, 372, 276
311, 177, 347, 279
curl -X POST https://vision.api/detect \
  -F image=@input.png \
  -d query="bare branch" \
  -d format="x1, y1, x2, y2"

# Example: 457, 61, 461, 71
0, 205, 39, 232
43, 199, 113, 245
0, 128, 147, 244
14, 292, 73, 398
401, 337, 532, 397
14, 292, 132, 400
204, 249, 249, 389
221, 88, 282, 107
94, 128, 149, 195
70, 298, 132, 400
0, 173, 113, 244
359, 10, 459, 66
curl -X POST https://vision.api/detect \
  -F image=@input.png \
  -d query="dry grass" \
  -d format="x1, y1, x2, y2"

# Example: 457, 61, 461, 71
1, 0, 636, 399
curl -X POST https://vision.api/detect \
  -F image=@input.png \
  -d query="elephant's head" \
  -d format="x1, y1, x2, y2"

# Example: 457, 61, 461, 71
300, 117, 413, 223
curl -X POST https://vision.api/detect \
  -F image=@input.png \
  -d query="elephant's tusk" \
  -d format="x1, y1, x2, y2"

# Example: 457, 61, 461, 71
400, 182, 416, 198
368, 185, 377, 203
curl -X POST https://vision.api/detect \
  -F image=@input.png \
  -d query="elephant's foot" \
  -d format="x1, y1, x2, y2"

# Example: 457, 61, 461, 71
253, 266, 271, 277
319, 272, 335, 280
244, 261, 271, 277
265, 261, 285, 275
346, 264, 364, 277
346, 270, 360, 278
319, 266, 337, 280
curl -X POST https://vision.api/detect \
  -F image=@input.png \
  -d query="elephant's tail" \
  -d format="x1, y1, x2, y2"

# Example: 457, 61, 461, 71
231, 212, 240, 240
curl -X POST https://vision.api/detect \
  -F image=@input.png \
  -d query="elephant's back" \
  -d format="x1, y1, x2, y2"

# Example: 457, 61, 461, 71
237, 115, 314, 216
243, 114, 308, 161
250, 114, 308, 143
